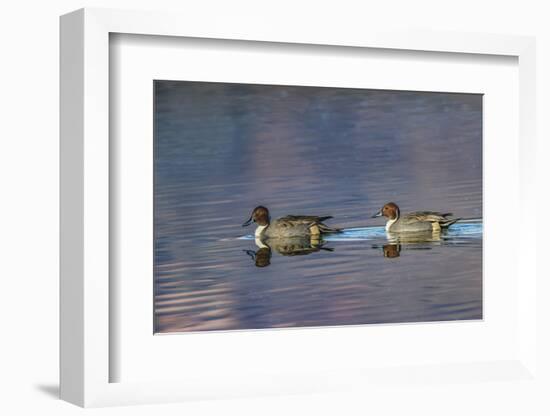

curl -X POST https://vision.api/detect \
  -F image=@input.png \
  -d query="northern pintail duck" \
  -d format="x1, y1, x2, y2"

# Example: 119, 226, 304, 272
242, 206, 340, 238
372, 202, 460, 233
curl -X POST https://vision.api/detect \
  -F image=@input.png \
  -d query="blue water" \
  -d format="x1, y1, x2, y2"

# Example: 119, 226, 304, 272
239, 221, 482, 242
154, 81, 483, 333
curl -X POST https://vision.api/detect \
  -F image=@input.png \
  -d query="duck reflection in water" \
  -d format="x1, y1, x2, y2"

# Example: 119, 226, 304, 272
374, 229, 445, 259
244, 236, 334, 268
382, 243, 401, 258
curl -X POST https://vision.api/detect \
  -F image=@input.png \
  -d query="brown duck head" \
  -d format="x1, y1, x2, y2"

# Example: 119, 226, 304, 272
242, 206, 271, 227
372, 202, 400, 220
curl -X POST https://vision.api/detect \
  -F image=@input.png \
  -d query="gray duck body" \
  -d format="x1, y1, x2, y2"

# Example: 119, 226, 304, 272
260, 215, 337, 238
387, 211, 458, 233
242, 206, 340, 238
373, 203, 460, 233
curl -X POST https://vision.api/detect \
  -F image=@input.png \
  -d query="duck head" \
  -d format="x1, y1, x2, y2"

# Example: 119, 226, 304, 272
372, 202, 400, 220
242, 206, 271, 227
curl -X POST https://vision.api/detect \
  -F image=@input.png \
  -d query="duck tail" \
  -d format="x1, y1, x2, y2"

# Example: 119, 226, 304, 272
312, 216, 341, 233
440, 217, 461, 229
317, 223, 342, 234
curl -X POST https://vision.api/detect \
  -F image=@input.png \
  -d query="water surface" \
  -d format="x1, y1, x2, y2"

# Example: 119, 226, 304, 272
154, 81, 482, 333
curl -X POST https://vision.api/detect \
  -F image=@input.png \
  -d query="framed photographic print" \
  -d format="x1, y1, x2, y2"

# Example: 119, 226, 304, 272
152, 80, 483, 334
60, 8, 538, 408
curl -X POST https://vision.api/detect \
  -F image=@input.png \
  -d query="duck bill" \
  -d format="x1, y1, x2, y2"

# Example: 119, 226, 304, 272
242, 216, 253, 227
371, 210, 383, 218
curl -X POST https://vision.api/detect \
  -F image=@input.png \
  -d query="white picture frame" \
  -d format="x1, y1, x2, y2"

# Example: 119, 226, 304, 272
60, 7, 538, 407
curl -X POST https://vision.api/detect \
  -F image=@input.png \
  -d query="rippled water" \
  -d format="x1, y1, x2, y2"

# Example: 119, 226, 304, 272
154, 81, 482, 333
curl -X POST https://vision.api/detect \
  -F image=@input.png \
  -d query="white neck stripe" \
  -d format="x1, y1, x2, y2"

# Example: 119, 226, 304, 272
386, 217, 397, 231
255, 224, 268, 237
